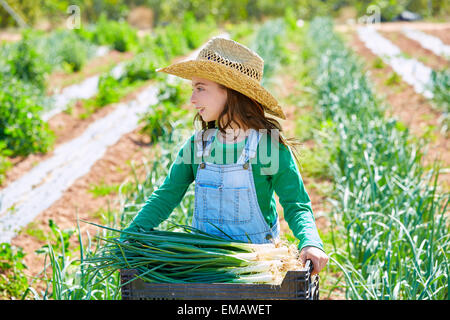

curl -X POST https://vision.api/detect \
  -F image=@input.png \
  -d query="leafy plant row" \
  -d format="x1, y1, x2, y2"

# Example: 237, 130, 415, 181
19, 78, 192, 300
300, 17, 448, 300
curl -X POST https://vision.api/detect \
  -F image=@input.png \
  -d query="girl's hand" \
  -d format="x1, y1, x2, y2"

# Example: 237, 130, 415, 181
299, 246, 329, 276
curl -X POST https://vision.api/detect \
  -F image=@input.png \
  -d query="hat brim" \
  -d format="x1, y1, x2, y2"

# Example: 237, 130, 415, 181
156, 60, 286, 120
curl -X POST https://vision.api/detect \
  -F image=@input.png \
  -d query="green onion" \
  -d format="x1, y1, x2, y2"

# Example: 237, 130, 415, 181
82, 220, 304, 285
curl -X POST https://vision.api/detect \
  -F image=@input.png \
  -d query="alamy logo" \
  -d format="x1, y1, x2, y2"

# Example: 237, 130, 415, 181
358, 5, 381, 25
66, 5, 81, 29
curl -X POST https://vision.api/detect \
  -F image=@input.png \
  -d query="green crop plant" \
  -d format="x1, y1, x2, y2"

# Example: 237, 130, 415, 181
225, 21, 257, 44
56, 34, 89, 73
30, 28, 96, 74
428, 69, 450, 133
0, 243, 29, 299
95, 74, 123, 107
154, 24, 190, 61
3, 32, 51, 90
138, 80, 191, 144
297, 17, 449, 300
122, 52, 159, 83
84, 221, 305, 285
83, 13, 139, 53
372, 57, 385, 69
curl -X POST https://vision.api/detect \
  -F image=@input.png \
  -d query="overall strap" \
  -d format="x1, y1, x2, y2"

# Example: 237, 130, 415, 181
237, 129, 262, 165
195, 128, 218, 159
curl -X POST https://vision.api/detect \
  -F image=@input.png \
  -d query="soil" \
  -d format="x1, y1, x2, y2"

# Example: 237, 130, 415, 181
345, 30, 450, 191
422, 28, 450, 45
10, 125, 155, 295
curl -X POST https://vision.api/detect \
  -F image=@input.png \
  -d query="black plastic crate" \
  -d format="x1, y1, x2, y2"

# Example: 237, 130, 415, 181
120, 260, 319, 300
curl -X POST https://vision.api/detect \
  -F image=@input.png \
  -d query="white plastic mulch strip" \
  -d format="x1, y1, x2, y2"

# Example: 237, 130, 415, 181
356, 26, 434, 99
0, 86, 158, 243
41, 63, 126, 121
402, 28, 450, 60
0, 33, 229, 244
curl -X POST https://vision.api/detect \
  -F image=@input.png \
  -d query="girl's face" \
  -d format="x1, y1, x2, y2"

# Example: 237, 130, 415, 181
190, 77, 227, 122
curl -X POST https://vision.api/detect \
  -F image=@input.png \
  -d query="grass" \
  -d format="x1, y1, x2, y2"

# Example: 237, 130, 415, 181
385, 71, 402, 86
372, 57, 385, 69
24, 221, 47, 242
294, 110, 322, 142
54, 55, 134, 90
88, 180, 120, 198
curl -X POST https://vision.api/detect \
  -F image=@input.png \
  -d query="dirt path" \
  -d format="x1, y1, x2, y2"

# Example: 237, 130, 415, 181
344, 30, 449, 191
424, 28, 450, 45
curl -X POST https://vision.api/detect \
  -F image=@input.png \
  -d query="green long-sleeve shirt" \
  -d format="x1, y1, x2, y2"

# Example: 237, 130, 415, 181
121, 129, 324, 252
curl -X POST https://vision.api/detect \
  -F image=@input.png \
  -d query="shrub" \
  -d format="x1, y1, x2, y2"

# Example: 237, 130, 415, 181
0, 77, 55, 156
90, 14, 139, 52
5, 32, 50, 90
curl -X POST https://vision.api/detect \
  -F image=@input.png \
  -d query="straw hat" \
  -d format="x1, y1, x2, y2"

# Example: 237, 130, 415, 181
155, 36, 286, 120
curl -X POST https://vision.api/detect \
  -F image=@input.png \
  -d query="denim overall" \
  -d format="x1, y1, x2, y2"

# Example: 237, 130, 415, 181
192, 128, 280, 244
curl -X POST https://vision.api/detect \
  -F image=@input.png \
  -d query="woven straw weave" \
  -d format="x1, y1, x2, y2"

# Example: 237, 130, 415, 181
156, 37, 286, 120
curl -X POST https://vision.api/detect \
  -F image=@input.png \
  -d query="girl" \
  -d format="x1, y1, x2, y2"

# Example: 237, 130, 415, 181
121, 37, 328, 275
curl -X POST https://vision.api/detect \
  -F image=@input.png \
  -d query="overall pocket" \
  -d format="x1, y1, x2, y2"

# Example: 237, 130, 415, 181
196, 182, 253, 224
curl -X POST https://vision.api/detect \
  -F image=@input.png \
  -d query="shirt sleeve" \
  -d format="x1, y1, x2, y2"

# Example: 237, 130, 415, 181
271, 142, 325, 252
120, 135, 195, 240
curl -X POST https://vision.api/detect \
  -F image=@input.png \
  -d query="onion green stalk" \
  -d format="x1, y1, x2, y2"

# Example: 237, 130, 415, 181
82, 220, 304, 285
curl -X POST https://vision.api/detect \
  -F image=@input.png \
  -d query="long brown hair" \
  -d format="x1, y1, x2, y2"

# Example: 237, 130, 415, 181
193, 84, 302, 165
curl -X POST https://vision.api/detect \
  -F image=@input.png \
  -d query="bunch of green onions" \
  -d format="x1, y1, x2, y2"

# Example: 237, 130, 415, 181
83, 222, 303, 284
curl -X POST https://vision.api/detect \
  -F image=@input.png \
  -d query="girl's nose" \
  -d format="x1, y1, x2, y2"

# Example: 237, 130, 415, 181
190, 92, 196, 104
